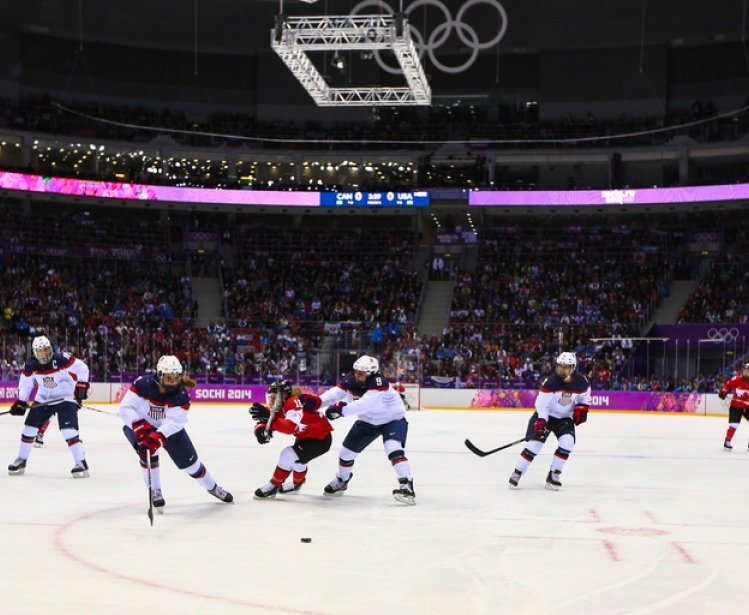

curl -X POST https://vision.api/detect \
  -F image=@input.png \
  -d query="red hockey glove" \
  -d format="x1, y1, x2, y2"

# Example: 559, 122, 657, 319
573, 404, 589, 425
74, 381, 90, 403
137, 430, 166, 453
718, 390, 727, 400
132, 419, 155, 443
533, 417, 547, 438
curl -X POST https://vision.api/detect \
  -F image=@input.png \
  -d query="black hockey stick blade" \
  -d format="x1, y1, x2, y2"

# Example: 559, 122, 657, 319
464, 436, 529, 457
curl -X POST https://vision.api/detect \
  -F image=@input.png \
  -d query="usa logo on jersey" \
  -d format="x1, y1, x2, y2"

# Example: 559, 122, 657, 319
149, 406, 166, 421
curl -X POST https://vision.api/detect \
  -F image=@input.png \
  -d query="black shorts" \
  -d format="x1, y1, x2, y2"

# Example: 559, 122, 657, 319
293, 433, 332, 464
341, 418, 409, 453
525, 412, 576, 443
728, 406, 749, 423
25, 401, 80, 430
123, 425, 199, 469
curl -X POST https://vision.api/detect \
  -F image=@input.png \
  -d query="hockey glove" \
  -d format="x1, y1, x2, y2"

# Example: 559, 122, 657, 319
533, 417, 547, 439
249, 402, 270, 422
137, 430, 166, 454
325, 401, 347, 421
718, 390, 727, 400
573, 404, 589, 425
132, 419, 155, 443
8, 400, 29, 416
254, 422, 272, 444
74, 381, 90, 403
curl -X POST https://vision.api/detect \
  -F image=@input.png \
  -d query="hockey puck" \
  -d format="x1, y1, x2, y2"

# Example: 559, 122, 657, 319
300, 537, 312, 543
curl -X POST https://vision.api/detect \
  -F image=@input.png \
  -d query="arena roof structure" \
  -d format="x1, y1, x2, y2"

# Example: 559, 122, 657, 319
271, 12, 431, 106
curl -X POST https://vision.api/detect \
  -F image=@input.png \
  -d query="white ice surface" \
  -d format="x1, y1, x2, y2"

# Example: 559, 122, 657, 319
1, 406, 747, 615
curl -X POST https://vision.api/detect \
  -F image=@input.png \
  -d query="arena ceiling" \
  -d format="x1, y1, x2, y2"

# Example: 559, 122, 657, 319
0, 0, 744, 55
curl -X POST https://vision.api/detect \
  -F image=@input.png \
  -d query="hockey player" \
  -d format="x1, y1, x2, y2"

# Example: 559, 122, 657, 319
7, 335, 91, 477
320, 355, 416, 505
718, 362, 749, 451
250, 379, 333, 499
119, 355, 233, 512
508, 351, 591, 490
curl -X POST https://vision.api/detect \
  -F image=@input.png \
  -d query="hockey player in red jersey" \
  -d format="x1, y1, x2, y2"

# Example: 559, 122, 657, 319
249, 379, 334, 499
718, 362, 749, 451
508, 352, 591, 490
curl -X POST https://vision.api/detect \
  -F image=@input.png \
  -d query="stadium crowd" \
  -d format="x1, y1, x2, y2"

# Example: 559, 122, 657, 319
0, 199, 745, 392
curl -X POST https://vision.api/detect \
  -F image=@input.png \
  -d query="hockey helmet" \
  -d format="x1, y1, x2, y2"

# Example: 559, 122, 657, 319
156, 355, 183, 389
555, 352, 577, 378
267, 378, 292, 407
32, 336, 53, 364
353, 355, 379, 375
556, 352, 577, 368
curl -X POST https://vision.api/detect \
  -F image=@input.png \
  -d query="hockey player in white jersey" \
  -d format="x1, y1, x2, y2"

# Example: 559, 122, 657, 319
320, 355, 415, 504
7, 335, 91, 477
119, 355, 233, 512
508, 352, 591, 490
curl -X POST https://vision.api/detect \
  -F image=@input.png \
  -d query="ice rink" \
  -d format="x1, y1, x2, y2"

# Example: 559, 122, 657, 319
1, 404, 748, 615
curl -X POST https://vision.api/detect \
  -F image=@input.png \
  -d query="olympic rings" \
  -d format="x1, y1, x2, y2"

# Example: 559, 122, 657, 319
350, 0, 508, 75
706, 327, 740, 343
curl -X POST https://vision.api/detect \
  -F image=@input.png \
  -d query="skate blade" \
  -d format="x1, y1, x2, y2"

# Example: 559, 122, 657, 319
33, 442, 43, 448
544, 483, 561, 491
72, 470, 90, 478
392, 492, 416, 505
8, 468, 25, 476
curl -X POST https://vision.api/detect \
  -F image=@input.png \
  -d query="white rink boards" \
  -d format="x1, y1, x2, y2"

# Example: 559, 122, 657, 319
0, 405, 747, 615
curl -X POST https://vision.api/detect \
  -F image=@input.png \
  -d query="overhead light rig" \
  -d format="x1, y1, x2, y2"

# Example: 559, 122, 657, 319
271, 12, 431, 107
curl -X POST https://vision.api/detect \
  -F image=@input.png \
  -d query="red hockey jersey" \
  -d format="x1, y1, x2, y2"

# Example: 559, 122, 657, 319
720, 375, 749, 409
270, 393, 333, 440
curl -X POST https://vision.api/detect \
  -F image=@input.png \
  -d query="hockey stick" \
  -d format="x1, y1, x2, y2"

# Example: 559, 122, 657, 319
78, 403, 119, 417
264, 391, 283, 437
146, 450, 154, 527
464, 430, 550, 457
464, 436, 530, 457
0, 398, 67, 417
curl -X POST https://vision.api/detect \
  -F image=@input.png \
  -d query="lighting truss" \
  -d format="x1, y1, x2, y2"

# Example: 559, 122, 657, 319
271, 14, 431, 107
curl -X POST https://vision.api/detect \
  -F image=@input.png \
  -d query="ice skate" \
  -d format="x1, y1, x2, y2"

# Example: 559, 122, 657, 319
545, 470, 562, 491
724, 439, 733, 452
392, 478, 416, 505
253, 482, 278, 500
71, 459, 89, 478
33, 434, 44, 448
279, 479, 305, 494
508, 469, 522, 488
151, 488, 165, 513
323, 473, 352, 496
8, 458, 27, 475
208, 484, 234, 503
